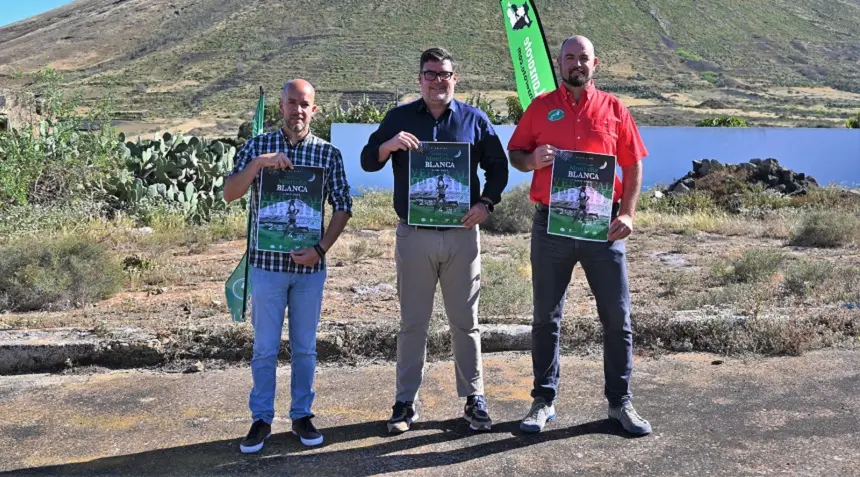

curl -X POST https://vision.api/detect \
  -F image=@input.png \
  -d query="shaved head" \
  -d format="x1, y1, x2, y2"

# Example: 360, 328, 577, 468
280, 78, 318, 135
558, 35, 599, 90
560, 35, 595, 58
282, 79, 316, 102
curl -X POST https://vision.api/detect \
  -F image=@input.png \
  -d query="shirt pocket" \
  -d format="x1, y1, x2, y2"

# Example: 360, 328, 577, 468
584, 115, 621, 154
585, 115, 620, 137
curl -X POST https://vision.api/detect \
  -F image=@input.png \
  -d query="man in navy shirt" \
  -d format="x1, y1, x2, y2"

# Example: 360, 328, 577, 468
361, 47, 509, 433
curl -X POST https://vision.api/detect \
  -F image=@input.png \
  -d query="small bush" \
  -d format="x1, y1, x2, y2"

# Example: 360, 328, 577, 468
349, 239, 384, 263
846, 111, 860, 129
506, 96, 524, 124
479, 256, 532, 320
348, 188, 398, 230
311, 97, 394, 141
638, 189, 718, 214
676, 49, 703, 62
784, 260, 834, 297
465, 93, 505, 125
789, 211, 859, 248
696, 116, 748, 127
712, 248, 788, 284
483, 183, 533, 233
0, 235, 123, 311
701, 72, 719, 85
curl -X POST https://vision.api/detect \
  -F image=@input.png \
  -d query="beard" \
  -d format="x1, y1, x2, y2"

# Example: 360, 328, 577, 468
426, 86, 453, 104
286, 119, 308, 133
563, 69, 590, 87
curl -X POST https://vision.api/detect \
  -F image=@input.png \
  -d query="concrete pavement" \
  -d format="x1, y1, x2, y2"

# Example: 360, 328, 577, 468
1, 351, 858, 476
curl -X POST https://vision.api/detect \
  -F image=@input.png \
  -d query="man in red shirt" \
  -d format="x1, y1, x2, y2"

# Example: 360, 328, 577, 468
508, 35, 651, 436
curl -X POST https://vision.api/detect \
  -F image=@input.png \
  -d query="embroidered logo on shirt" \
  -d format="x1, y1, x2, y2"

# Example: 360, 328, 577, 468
547, 109, 565, 121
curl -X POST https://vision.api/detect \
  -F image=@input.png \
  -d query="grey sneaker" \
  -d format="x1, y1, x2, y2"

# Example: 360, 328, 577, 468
608, 402, 652, 436
520, 397, 557, 433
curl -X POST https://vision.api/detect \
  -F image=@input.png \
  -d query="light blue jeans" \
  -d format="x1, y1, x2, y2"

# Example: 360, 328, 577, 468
248, 266, 326, 423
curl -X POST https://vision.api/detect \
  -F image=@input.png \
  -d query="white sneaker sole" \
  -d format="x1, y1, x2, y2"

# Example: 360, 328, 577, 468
387, 411, 420, 433
293, 431, 324, 446
239, 432, 271, 453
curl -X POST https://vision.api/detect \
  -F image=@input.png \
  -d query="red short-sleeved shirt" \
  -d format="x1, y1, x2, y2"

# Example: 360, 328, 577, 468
507, 83, 648, 204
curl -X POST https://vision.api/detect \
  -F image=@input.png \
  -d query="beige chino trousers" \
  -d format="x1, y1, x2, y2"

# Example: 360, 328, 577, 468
394, 221, 484, 402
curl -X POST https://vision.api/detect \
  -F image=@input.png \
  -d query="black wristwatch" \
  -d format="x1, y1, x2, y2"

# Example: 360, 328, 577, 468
479, 198, 495, 214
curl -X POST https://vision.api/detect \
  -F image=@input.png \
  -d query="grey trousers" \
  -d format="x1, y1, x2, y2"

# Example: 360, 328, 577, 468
394, 221, 484, 402
530, 206, 634, 407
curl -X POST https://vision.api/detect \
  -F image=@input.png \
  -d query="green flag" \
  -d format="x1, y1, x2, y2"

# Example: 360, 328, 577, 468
225, 87, 265, 322
500, 0, 557, 110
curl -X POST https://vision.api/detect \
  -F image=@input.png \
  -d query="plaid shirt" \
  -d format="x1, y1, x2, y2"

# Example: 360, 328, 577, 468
232, 129, 353, 273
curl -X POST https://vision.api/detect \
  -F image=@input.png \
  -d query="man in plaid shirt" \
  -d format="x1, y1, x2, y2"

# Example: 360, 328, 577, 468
224, 79, 352, 452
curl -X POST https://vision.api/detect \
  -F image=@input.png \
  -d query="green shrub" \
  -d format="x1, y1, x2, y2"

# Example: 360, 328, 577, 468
483, 183, 533, 233
465, 93, 505, 125
311, 97, 394, 141
676, 49, 703, 61
638, 189, 718, 214
701, 72, 719, 85
506, 95, 524, 124
0, 68, 122, 207
696, 116, 748, 127
479, 255, 532, 320
846, 111, 860, 129
711, 248, 788, 284
789, 211, 859, 248
784, 260, 834, 297
0, 235, 123, 311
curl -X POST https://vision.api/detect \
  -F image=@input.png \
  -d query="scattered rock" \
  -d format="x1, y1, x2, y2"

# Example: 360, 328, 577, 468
670, 182, 691, 194
666, 158, 818, 198
671, 339, 694, 352
350, 283, 396, 296
711, 359, 724, 365
185, 361, 204, 373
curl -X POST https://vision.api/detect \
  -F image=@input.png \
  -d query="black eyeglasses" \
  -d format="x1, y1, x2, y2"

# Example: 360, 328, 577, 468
421, 70, 454, 81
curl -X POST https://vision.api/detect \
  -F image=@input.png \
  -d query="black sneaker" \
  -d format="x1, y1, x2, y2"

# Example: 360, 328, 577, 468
387, 401, 419, 434
463, 395, 492, 431
292, 416, 324, 446
239, 419, 271, 453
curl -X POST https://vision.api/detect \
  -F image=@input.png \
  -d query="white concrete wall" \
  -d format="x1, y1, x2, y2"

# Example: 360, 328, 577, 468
331, 123, 860, 191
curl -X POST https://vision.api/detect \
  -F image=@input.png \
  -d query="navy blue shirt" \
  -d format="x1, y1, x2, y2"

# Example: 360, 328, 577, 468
360, 98, 509, 221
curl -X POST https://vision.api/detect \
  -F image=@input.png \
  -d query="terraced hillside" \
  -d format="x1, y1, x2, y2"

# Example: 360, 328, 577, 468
1, 0, 859, 129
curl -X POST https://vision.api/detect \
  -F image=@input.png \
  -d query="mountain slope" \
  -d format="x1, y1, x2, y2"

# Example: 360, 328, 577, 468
1, 0, 859, 127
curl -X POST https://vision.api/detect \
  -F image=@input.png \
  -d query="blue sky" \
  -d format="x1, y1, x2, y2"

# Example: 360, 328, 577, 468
0, 0, 74, 28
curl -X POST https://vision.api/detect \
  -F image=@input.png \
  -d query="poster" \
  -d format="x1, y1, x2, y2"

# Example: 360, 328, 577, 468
255, 166, 324, 252
408, 142, 471, 227
548, 150, 616, 241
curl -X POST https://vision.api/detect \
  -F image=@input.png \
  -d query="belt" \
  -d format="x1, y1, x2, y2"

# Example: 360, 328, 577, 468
398, 218, 458, 231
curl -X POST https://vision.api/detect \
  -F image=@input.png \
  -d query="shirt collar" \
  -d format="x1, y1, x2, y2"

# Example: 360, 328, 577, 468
560, 80, 596, 105
417, 98, 459, 115
278, 127, 314, 146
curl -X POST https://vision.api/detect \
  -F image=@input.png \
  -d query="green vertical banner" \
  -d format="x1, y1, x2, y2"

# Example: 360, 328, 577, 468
225, 87, 265, 322
500, 0, 558, 110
